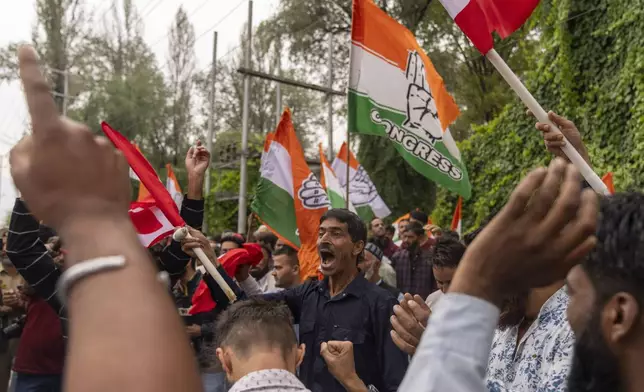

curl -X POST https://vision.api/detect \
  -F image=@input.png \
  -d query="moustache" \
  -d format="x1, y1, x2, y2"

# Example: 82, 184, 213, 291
318, 243, 334, 253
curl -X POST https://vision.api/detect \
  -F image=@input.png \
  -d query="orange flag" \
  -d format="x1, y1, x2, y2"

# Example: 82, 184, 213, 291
602, 173, 615, 195
166, 164, 183, 209
272, 109, 329, 278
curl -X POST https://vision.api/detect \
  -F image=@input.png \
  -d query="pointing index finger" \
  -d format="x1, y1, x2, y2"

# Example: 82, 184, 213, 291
18, 46, 60, 141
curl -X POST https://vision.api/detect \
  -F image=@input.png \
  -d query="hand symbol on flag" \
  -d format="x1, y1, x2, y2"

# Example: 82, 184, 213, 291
349, 166, 378, 207
404, 51, 443, 143
298, 173, 329, 210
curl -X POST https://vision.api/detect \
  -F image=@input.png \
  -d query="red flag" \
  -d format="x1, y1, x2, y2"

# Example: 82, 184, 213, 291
602, 173, 615, 195
128, 202, 175, 247
101, 122, 184, 227
438, 0, 539, 54
451, 197, 462, 235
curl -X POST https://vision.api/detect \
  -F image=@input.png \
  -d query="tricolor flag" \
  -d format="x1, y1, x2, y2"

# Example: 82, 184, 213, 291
602, 172, 615, 195
102, 122, 185, 247
261, 132, 275, 165
251, 109, 329, 279
332, 142, 391, 222
349, 0, 471, 199
166, 164, 183, 209
451, 196, 463, 236
438, 0, 539, 54
318, 144, 356, 213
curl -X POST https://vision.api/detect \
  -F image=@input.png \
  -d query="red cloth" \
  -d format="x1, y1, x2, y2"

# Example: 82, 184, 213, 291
101, 122, 185, 227
447, 0, 538, 54
13, 297, 65, 375
188, 247, 264, 315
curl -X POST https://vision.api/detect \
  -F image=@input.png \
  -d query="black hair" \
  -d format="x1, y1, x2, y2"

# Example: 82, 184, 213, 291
273, 245, 299, 266
256, 232, 278, 251
220, 233, 244, 248
584, 193, 644, 307
370, 217, 383, 228
320, 209, 367, 244
385, 225, 396, 235
215, 298, 298, 359
432, 236, 466, 269
441, 230, 461, 241
405, 221, 425, 236
213, 233, 223, 243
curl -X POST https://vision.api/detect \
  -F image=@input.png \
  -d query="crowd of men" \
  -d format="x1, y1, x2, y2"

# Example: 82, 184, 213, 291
0, 44, 642, 392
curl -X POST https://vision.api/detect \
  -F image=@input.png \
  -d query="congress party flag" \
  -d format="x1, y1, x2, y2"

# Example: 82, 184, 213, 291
438, 0, 539, 54
332, 142, 391, 222
318, 144, 356, 213
252, 109, 329, 279
349, 0, 471, 199
166, 164, 183, 210
451, 197, 462, 236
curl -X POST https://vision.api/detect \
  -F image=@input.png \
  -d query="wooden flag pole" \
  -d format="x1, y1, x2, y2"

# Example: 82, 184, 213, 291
345, 131, 351, 208
485, 49, 610, 196
173, 228, 237, 303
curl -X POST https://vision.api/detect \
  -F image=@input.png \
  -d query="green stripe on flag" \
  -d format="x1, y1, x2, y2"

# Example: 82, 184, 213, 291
348, 91, 471, 199
327, 190, 347, 209
355, 205, 375, 223
251, 178, 300, 247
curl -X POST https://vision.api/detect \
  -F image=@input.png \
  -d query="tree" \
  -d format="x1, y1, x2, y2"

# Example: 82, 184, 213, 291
432, 0, 644, 233
69, 0, 171, 169
167, 7, 196, 166
0, 0, 90, 113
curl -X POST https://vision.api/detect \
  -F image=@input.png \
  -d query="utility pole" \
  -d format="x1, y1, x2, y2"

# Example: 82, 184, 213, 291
0, 154, 3, 211
49, 68, 71, 115
237, 0, 253, 234
275, 40, 282, 124
204, 31, 218, 234
327, 34, 334, 161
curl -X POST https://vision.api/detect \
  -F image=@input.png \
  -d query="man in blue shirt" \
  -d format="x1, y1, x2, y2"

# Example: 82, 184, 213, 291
263, 209, 408, 392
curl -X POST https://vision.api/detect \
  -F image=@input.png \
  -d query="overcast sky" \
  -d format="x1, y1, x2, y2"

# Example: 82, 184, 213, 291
0, 0, 283, 223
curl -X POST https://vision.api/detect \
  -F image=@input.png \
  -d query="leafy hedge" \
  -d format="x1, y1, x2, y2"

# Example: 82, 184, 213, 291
432, 0, 644, 231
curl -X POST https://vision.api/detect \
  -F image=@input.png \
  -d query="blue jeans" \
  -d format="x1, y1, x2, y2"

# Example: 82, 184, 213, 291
202, 372, 227, 392
13, 373, 61, 392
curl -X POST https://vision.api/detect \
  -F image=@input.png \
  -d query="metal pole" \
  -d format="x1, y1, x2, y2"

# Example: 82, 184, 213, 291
327, 34, 334, 161
237, 0, 253, 233
0, 154, 3, 209
204, 31, 218, 234
345, 138, 350, 209
275, 40, 282, 124
62, 70, 69, 116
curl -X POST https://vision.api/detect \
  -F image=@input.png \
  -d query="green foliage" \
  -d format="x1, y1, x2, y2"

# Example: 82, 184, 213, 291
432, 0, 644, 233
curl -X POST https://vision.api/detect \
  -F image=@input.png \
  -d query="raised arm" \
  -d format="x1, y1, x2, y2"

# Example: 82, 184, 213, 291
10, 45, 201, 392
6, 199, 65, 324
158, 142, 210, 280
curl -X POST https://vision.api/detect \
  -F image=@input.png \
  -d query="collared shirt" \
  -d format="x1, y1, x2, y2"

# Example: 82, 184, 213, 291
399, 293, 500, 392
390, 246, 435, 298
486, 287, 574, 391
263, 274, 408, 392
257, 273, 281, 294
229, 369, 310, 392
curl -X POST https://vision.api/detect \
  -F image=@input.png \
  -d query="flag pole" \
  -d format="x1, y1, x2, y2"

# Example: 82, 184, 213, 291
485, 49, 609, 196
345, 132, 350, 208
